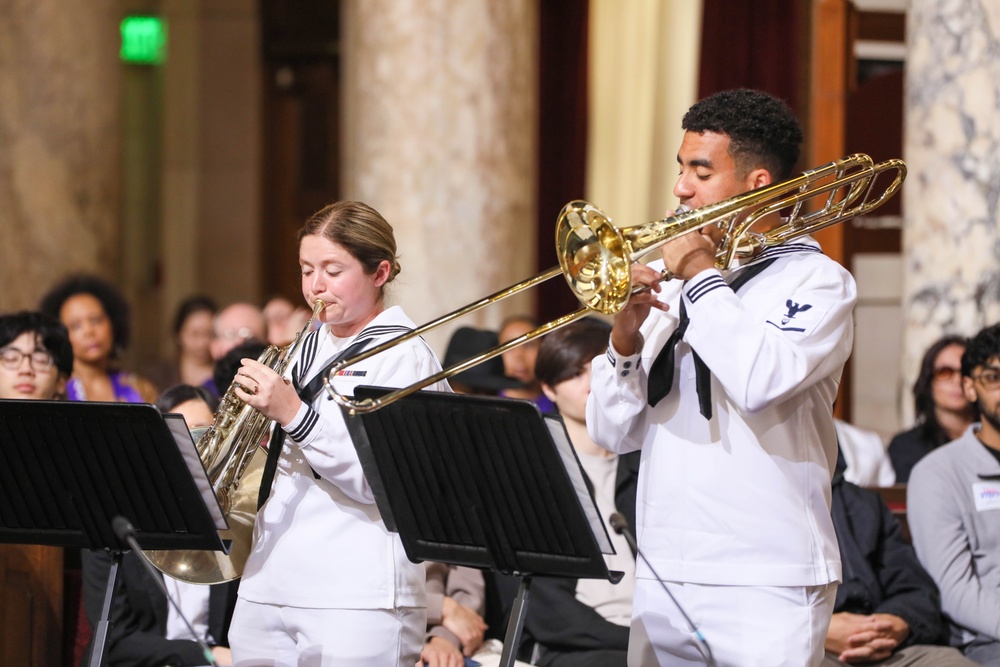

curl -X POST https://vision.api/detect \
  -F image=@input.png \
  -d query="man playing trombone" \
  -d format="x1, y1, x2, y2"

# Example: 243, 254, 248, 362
586, 89, 856, 667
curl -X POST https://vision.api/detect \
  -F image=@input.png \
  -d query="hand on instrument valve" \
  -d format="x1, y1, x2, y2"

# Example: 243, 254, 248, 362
610, 262, 669, 357
232, 358, 302, 427
825, 612, 909, 663
659, 221, 724, 282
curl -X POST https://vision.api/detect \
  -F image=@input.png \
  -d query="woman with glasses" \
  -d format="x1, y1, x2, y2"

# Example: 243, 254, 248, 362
0, 310, 74, 400
889, 335, 979, 483
39, 274, 158, 403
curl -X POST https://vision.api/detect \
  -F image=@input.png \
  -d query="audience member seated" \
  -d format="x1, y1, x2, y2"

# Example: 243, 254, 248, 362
39, 274, 158, 403
0, 310, 73, 400
262, 296, 311, 347
908, 322, 1000, 666
520, 317, 637, 667
81, 384, 237, 667
0, 311, 76, 664
210, 302, 266, 362
835, 418, 895, 487
889, 335, 977, 482
498, 315, 555, 413
421, 563, 530, 667
823, 455, 976, 666
443, 326, 524, 396
147, 295, 217, 394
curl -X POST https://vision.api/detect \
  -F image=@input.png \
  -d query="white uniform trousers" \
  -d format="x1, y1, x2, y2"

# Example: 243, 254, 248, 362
628, 578, 837, 667
229, 598, 424, 667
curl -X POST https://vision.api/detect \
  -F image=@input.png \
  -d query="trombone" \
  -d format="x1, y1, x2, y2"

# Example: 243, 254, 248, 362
324, 153, 906, 414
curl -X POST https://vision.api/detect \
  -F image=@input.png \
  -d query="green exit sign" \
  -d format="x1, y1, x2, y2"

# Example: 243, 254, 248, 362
120, 16, 167, 65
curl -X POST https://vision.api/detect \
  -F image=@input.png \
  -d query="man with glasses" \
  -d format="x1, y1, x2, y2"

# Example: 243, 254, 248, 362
908, 322, 1000, 666
0, 310, 74, 400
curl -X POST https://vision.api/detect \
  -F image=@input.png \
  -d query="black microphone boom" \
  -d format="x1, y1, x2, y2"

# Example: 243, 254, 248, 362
110, 516, 219, 667
606, 512, 716, 667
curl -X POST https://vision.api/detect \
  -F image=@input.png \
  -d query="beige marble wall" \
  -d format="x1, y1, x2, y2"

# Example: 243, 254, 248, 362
341, 0, 538, 355
0, 0, 122, 311
901, 0, 1000, 422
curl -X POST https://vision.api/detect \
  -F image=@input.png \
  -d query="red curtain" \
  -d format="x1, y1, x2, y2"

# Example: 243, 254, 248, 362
535, 0, 589, 323
697, 0, 806, 118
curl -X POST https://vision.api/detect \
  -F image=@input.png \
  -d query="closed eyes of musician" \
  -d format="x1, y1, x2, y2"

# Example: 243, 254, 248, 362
586, 89, 857, 667
226, 201, 450, 667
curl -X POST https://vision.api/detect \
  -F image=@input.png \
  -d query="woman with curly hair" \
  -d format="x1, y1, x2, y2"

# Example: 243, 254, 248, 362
39, 274, 158, 403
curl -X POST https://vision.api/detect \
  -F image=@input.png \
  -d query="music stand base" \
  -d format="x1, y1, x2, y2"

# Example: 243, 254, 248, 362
87, 550, 123, 667
499, 576, 532, 667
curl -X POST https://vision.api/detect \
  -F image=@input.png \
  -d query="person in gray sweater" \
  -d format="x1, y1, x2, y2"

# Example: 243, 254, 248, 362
908, 322, 1000, 666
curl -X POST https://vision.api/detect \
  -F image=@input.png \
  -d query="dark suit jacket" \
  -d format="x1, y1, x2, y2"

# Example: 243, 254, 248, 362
831, 472, 946, 647
81, 549, 239, 667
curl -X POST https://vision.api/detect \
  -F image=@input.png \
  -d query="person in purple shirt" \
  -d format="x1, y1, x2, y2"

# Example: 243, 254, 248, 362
40, 274, 158, 403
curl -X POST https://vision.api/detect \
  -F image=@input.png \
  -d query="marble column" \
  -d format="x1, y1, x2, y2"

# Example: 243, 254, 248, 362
0, 0, 122, 311
901, 0, 1000, 421
341, 0, 538, 355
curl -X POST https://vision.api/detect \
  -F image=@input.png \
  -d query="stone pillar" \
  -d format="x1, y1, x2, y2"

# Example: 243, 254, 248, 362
341, 0, 538, 354
0, 0, 121, 311
901, 0, 1000, 421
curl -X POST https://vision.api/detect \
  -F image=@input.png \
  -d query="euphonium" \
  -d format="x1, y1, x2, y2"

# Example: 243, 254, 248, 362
145, 299, 326, 584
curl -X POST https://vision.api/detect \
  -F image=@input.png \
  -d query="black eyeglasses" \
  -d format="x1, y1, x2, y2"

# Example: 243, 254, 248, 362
973, 368, 1000, 391
0, 347, 56, 371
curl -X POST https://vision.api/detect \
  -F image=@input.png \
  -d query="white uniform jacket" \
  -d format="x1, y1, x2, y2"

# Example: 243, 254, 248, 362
240, 305, 449, 609
908, 424, 1000, 647
587, 239, 856, 587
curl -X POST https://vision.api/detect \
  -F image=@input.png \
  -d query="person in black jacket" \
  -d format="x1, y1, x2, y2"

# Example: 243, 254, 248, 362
82, 551, 238, 667
520, 318, 639, 667
823, 454, 976, 666
81, 386, 238, 667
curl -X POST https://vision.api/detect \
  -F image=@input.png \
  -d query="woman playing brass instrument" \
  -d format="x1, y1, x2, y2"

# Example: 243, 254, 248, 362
227, 201, 449, 667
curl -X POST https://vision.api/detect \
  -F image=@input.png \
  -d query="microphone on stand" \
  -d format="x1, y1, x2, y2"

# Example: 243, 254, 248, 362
112, 517, 219, 667
608, 512, 716, 667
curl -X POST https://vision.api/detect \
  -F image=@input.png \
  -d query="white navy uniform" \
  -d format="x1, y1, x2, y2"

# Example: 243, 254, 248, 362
587, 239, 856, 667
232, 306, 449, 666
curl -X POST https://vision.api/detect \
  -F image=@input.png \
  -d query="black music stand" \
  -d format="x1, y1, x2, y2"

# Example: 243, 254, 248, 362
344, 387, 621, 667
0, 400, 227, 667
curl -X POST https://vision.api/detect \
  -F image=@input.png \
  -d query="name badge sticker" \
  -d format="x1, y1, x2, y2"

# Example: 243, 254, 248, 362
973, 482, 1000, 512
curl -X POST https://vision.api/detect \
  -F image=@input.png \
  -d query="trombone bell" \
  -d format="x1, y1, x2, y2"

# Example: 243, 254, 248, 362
556, 201, 633, 315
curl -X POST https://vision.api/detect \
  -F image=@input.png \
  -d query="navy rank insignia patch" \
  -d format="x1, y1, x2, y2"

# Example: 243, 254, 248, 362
766, 299, 814, 333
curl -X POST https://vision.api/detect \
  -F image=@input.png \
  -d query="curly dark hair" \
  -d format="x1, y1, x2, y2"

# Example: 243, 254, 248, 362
962, 323, 1000, 378
913, 334, 977, 447
39, 274, 132, 353
682, 89, 803, 181
535, 317, 612, 388
0, 310, 75, 377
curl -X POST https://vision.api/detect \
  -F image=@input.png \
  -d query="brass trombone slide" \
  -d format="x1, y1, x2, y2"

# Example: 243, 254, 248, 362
325, 153, 906, 414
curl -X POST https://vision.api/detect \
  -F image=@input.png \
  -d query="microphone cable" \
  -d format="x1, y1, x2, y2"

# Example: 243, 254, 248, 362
112, 516, 220, 667
609, 512, 716, 667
